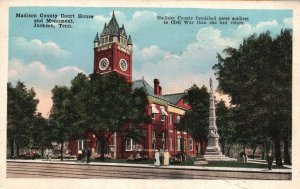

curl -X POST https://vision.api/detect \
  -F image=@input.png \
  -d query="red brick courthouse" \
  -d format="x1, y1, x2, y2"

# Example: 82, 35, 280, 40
68, 12, 200, 159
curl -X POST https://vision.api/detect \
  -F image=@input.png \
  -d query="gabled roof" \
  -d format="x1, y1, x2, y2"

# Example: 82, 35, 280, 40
132, 78, 155, 96
162, 93, 185, 105
132, 79, 186, 106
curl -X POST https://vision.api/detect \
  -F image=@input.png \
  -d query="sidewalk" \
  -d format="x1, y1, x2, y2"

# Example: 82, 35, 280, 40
247, 158, 292, 169
7, 159, 292, 174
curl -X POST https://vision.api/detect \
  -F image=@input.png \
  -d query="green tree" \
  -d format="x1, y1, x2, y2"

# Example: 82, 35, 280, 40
69, 72, 150, 160
31, 113, 52, 158
119, 87, 151, 157
178, 84, 209, 155
215, 100, 236, 156
213, 29, 292, 166
7, 81, 38, 157
50, 85, 76, 161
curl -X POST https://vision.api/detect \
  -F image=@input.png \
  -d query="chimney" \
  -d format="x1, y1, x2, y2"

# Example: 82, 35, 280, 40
159, 86, 162, 96
154, 79, 160, 96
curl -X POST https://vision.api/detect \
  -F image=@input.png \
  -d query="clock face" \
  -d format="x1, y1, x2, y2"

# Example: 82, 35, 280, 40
119, 59, 128, 71
99, 58, 109, 70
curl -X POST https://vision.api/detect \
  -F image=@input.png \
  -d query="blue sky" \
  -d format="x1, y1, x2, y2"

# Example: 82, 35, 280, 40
8, 7, 292, 116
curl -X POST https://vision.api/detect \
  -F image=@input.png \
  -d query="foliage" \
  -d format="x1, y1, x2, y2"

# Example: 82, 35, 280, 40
213, 29, 292, 166
49, 85, 76, 161
31, 113, 53, 156
215, 100, 236, 155
66, 72, 150, 159
7, 81, 39, 157
178, 84, 209, 154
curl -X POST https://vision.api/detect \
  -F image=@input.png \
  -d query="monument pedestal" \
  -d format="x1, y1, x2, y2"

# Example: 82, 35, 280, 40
203, 154, 236, 162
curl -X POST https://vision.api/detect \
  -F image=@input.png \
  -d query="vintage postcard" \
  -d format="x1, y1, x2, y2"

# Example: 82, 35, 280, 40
1, 1, 300, 189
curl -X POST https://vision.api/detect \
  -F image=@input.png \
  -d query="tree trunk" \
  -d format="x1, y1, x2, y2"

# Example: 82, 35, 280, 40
221, 138, 225, 155
121, 139, 125, 158
284, 139, 291, 165
274, 138, 283, 166
100, 138, 106, 161
17, 145, 20, 156
252, 146, 257, 159
201, 140, 206, 155
60, 140, 64, 161
10, 138, 14, 158
261, 143, 265, 160
227, 146, 231, 157
41, 144, 44, 159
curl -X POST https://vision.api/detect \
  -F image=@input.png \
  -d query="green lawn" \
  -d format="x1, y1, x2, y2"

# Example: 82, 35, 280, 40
204, 161, 289, 169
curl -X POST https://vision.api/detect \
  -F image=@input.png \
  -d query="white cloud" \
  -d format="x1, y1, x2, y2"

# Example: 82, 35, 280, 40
256, 19, 278, 28
13, 36, 69, 59
94, 11, 126, 26
235, 18, 290, 40
94, 10, 160, 34
283, 17, 292, 27
132, 27, 236, 96
8, 58, 85, 117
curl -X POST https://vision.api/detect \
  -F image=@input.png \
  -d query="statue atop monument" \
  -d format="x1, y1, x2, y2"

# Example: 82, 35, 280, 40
209, 78, 213, 91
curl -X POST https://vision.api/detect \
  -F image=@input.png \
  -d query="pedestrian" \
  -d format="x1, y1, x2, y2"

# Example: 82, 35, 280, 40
86, 148, 91, 164
45, 149, 52, 161
159, 149, 163, 166
154, 150, 160, 166
81, 148, 86, 163
266, 151, 274, 170
163, 149, 170, 166
45, 149, 49, 160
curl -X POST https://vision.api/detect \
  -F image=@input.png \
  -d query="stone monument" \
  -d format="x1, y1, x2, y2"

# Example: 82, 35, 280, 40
203, 78, 235, 161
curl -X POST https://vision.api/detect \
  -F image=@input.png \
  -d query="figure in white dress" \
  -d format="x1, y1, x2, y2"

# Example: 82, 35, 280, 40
154, 150, 160, 166
163, 149, 170, 166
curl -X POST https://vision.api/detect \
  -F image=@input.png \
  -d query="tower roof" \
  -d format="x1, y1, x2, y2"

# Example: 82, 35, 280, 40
127, 35, 132, 45
94, 32, 99, 42
106, 11, 120, 36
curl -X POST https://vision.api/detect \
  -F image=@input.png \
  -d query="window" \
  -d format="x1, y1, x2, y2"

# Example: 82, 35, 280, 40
176, 115, 181, 123
160, 106, 168, 121
183, 139, 187, 153
189, 138, 193, 151
77, 139, 86, 150
126, 138, 133, 151
152, 131, 156, 150
151, 113, 156, 119
169, 138, 173, 150
169, 113, 173, 125
151, 104, 159, 119
162, 132, 166, 150
177, 138, 181, 151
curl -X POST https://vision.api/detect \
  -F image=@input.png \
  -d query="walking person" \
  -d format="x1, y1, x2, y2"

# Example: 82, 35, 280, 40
159, 149, 163, 166
266, 151, 274, 170
86, 148, 91, 164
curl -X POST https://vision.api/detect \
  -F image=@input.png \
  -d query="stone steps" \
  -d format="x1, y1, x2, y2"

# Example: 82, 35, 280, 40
204, 155, 236, 162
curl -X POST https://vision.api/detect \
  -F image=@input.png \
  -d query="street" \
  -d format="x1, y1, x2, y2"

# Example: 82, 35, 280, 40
6, 160, 291, 180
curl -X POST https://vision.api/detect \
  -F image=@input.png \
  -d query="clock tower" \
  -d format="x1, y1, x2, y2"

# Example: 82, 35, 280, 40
93, 11, 133, 82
